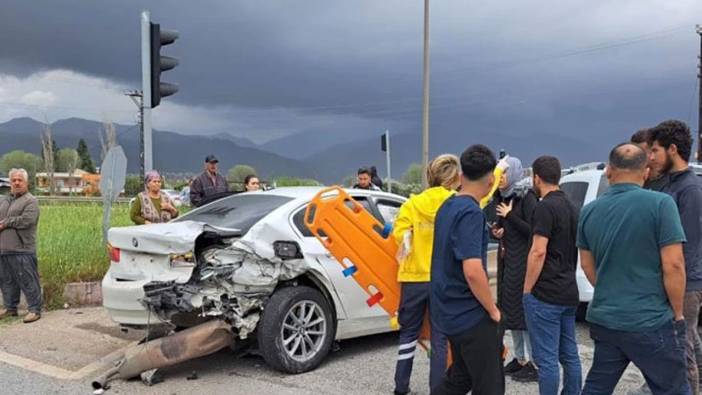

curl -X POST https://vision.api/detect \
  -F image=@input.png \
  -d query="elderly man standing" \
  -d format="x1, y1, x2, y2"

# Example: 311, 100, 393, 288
0, 168, 41, 323
190, 155, 229, 207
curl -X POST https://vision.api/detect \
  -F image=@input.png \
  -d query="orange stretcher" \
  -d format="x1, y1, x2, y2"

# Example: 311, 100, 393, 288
304, 186, 433, 350
305, 186, 401, 317
305, 186, 507, 363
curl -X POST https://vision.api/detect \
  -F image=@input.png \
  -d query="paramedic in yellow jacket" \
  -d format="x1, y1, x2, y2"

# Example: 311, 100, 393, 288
391, 154, 509, 394
391, 154, 460, 394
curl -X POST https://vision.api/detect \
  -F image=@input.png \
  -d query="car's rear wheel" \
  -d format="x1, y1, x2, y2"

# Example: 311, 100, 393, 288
257, 286, 334, 373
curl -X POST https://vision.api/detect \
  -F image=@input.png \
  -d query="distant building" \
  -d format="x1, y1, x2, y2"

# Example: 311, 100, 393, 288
35, 169, 101, 195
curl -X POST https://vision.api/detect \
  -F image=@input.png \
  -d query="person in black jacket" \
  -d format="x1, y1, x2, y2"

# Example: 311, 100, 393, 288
491, 156, 539, 382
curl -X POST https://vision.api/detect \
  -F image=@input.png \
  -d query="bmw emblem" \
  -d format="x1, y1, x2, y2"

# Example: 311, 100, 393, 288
132, 238, 139, 248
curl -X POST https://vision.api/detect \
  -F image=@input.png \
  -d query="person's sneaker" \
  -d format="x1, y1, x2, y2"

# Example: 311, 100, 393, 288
393, 389, 410, 395
22, 312, 40, 323
0, 309, 18, 319
512, 362, 538, 382
504, 358, 525, 375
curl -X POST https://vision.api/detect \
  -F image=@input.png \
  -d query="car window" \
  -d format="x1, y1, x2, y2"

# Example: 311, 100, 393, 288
376, 199, 401, 224
560, 181, 588, 210
175, 194, 292, 233
292, 206, 327, 238
597, 174, 610, 197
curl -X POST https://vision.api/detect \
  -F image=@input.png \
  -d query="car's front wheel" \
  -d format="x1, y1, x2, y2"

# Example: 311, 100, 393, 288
257, 286, 334, 373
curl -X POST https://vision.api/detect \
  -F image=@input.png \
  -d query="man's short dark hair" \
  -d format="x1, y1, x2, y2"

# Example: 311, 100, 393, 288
630, 128, 651, 145
609, 143, 647, 171
532, 156, 561, 185
357, 167, 371, 176
649, 120, 692, 162
460, 144, 497, 181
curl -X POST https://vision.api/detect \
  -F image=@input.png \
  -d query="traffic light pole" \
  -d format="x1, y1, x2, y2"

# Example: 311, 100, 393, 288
125, 90, 144, 180
141, 10, 153, 173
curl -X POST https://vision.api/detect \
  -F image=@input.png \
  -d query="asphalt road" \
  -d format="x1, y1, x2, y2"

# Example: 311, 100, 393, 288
0, 321, 648, 395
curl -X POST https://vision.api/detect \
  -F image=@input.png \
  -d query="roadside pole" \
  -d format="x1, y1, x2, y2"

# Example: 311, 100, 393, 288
383, 130, 392, 193
421, 0, 430, 188
125, 90, 144, 181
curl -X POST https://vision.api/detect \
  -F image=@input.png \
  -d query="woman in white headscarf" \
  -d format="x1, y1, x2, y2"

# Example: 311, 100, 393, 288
491, 156, 540, 381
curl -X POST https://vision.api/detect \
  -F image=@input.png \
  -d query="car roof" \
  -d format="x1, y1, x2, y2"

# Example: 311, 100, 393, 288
250, 186, 405, 201
561, 169, 603, 183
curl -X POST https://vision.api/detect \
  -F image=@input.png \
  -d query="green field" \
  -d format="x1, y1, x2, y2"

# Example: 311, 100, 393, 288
36, 201, 133, 308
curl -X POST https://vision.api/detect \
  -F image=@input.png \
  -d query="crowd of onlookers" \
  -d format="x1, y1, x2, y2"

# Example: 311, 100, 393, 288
390, 119, 702, 395
129, 154, 261, 225
2, 119, 701, 395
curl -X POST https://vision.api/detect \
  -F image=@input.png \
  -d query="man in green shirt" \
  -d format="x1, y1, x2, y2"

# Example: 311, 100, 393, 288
578, 143, 689, 395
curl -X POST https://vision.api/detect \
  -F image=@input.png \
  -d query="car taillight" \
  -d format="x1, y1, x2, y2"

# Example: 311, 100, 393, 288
108, 244, 120, 263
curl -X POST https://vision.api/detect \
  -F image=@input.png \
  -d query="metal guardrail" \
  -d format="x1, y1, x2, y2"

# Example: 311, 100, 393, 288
36, 196, 132, 204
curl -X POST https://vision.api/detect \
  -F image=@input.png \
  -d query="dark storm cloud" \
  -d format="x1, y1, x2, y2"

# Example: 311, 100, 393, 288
0, 0, 700, 145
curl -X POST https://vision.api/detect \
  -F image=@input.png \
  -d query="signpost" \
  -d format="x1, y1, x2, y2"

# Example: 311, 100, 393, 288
381, 130, 392, 193
100, 146, 128, 243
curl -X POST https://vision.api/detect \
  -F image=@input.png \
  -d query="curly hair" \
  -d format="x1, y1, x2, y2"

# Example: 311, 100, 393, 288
649, 120, 692, 162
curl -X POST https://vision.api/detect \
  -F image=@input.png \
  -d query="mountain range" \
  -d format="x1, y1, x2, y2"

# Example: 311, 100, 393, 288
0, 116, 621, 183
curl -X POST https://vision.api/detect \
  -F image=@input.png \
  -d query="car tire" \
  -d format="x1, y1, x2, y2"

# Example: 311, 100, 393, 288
257, 286, 334, 374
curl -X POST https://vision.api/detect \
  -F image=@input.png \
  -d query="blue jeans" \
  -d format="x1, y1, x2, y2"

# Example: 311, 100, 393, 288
523, 293, 582, 395
512, 330, 532, 362
582, 321, 691, 395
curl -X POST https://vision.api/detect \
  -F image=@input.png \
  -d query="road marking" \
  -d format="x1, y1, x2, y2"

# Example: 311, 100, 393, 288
0, 342, 135, 380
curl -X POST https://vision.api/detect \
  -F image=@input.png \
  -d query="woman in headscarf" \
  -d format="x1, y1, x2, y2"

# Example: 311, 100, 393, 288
130, 170, 179, 225
492, 156, 539, 381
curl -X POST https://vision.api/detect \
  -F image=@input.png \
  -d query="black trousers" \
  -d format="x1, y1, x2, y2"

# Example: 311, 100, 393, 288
0, 253, 42, 313
432, 317, 505, 395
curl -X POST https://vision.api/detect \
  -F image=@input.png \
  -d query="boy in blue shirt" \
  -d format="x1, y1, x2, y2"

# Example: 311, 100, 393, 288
431, 144, 504, 395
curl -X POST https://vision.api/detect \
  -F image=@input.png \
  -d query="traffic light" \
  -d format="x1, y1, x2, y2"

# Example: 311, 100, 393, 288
149, 22, 179, 108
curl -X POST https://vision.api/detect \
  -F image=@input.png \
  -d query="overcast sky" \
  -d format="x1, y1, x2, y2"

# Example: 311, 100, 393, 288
0, 0, 700, 144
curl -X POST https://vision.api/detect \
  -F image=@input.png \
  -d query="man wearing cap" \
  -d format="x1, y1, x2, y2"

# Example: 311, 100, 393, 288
190, 155, 229, 207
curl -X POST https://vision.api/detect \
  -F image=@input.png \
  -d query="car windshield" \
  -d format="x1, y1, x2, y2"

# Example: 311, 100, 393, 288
175, 194, 293, 232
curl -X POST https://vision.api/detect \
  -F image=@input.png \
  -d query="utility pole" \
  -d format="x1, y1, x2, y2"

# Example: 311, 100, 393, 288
697, 25, 702, 162
125, 90, 144, 180
421, 0, 431, 188
381, 130, 392, 193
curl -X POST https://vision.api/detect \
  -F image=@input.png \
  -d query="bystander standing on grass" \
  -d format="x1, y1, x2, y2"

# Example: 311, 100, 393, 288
0, 168, 42, 323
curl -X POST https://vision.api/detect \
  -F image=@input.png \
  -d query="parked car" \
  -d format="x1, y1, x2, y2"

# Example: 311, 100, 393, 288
559, 163, 608, 316
0, 177, 9, 195
162, 189, 183, 207
102, 187, 405, 373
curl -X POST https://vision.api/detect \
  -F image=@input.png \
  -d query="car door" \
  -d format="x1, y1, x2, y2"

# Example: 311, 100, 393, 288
291, 195, 402, 324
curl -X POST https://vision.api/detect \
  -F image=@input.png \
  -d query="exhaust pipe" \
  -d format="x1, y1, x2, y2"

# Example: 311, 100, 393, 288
92, 320, 234, 390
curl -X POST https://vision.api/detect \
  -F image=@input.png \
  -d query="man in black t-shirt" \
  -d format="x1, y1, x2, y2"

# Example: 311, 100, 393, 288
522, 156, 582, 394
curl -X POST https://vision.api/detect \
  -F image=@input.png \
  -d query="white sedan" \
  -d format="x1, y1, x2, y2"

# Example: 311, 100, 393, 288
102, 187, 404, 373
